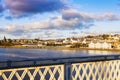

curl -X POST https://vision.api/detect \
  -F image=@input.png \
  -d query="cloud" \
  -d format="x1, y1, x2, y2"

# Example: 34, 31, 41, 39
107, 30, 120, 34
38, 30, 64, 39
2, 16, 90, 34
1, 15, 91, 38
5, 16, 13, 20
3, 0, 67, 16
61, 9, 120, 21
26, 16, 92, 30
69, 30, 105, 38
99, 13, 120, 21
0, 28, 4, 32
1, 9, 120, 38
1, 24, 25, 36
0, 4, 3, 13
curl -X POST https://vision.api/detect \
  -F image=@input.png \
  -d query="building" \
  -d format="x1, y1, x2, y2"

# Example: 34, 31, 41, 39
102, 42, 111, 49
22, 44, 37, 47
82, 39, 87, 44
89, 41, 111, 49
88, 41, 94, 48
117, 44, 120, 49
70, 38, 79, 44
63, 38, 71, 44
63, 38, 79, 44
95, 42, 102, 49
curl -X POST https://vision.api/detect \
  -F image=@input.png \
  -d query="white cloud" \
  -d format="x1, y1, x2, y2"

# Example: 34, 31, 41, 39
61, 9, 120, 21
1, 9, 120, 39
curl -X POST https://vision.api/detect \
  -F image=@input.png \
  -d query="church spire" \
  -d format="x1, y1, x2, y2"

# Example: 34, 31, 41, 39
4, 36, 7, 42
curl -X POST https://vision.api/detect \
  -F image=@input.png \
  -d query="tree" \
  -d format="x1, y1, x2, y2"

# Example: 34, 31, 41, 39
102, 34, 109, 39
8, 39, 12, 43
2, 37, 14, 46
4, 36, 7, 42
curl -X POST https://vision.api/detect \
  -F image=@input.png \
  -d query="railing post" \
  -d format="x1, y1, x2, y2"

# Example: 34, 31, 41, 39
64, 63, 71, 80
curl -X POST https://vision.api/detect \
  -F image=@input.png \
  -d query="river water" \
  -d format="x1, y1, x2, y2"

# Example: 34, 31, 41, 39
0, 48, 120, 61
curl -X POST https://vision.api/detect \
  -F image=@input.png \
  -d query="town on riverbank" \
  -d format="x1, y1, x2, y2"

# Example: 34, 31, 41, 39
0, 34, 120, 51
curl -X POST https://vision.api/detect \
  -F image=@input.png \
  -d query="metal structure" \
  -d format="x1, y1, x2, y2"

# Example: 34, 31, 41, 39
0, 55, 120, 80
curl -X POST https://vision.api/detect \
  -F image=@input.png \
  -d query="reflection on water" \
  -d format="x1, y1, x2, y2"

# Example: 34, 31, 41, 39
88, 50, 110, 55
0, 48, 120, 61
60, 50, 76, 54
88, 50, 120, 55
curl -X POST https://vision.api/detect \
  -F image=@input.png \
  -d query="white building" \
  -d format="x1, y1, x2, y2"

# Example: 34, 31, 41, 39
55, 42, 62, 45
82, 39, 86, 44
70, 38, 79, 44
22, 44, 37, 47
117, 44, 120, 49
63, 39, 71, 44
89, 41, 94, 48
95, 42, 102, 49
37, 43, 43, 47
89, 41, 111, 49
113, 36, 119, 40
102, 42, 111, 49
63, 38, 79, 44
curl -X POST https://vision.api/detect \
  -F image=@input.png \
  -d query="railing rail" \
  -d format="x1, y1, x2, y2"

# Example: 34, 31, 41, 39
0, 55, 120, 80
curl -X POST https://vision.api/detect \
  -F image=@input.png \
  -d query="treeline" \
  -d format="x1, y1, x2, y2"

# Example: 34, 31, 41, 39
0, 37, 14, 46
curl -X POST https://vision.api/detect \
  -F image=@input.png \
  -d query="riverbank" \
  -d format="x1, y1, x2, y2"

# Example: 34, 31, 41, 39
48, 47, 120, 52
0, 45, 120, 52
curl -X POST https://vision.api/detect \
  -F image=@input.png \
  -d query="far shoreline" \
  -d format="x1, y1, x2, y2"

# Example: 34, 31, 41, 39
0, 46, 120, 52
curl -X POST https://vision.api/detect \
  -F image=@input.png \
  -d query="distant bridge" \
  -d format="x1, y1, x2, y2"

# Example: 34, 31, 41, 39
0, 55, 120, 80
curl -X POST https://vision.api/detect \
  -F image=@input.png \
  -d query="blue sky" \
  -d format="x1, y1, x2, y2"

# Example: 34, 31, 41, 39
0, 0, 120, 39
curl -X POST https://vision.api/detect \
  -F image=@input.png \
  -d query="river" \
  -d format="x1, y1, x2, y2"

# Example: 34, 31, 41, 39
0, 48, 120, 61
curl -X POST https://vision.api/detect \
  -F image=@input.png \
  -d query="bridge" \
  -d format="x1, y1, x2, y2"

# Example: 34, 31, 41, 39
0, 55, 120, 80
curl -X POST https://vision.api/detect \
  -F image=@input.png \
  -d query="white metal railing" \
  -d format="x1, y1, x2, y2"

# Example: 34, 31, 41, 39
0, 65, 64, 80
0, 55, 120, 80
72, 60, 120, 80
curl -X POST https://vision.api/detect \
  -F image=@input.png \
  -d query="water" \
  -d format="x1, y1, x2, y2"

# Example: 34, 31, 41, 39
0, 48, 120, 61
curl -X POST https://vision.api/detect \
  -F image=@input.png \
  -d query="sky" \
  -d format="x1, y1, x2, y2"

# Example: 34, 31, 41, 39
0, 0, 120, 39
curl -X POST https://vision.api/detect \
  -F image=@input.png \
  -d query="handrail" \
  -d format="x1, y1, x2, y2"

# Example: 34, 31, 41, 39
0, 55, 120, 80
0, 54, 120, 70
